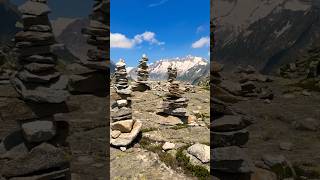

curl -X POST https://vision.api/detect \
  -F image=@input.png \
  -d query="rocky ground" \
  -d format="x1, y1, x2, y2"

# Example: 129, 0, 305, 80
0, 81, 108, 180
214, 63, 320, 180
110, 81, 211, 179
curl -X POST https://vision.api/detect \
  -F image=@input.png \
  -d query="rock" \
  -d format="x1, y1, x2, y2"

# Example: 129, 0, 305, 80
111, 130, 121, 139
211, 146, 254, 173
187, 143, 210, 163
19, 1, 51, 16
262, 154, 286, 168
187, 115, 197, 124
157, 115, 184, 126
279, 142, 293, 151
220, 80, 241, 95
111, 120, 142, 147
111, 107, 132, 121
212, 129, 249, 147
9, 169, 70, 180
111, 120, 134, 133
293, 118, 319, 131
1, 143, 69, 178
120, 147, 127, 152
0, 142, 29, 160
117, 100, 128, 107
183, 150, 210, 171
251, 168, 277, 180
301, 90, 311, 96
162, 142, 175, 151
21, 120, 56, 143
212, 115, 247, 132
24, 63, 55, 72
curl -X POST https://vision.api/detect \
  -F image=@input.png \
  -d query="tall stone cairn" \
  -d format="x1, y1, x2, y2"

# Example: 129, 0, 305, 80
114, 59, 132, 99
132, 54, 151, 92
12, 0, 69, 103
111, 59, 142, 147
160, 68, 188, 117
167, 64, 177, 82
67, 0, 109, 95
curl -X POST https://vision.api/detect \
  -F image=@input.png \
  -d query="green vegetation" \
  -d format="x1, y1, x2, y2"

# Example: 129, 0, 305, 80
140, 137, 210, 180
176, 148, 210, 180
294, 163, 320, 179
141, 127, 159, 133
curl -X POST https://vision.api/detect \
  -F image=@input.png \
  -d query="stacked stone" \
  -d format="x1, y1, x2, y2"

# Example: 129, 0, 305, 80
211, 62, 255, 179
12, 0, 69, 103
161, 68, 189, 117
0, 1, 71, 179
132, 54, 151, 92
111, 59, 142, 148
67, 0, 109, 95
167, 64, 177, 82
114, 59, 131, 96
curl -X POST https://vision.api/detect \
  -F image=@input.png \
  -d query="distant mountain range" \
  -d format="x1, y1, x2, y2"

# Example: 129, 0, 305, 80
127, 55, 210, 84
215, 0, 320, 74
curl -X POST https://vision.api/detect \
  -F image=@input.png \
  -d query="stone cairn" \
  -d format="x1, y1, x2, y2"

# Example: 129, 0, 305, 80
132, 54, 151, 92
114, 59, 131, 96
159, 67, 189, 117
12, 0, 69, 103
211, 62, 255, 180
67, 0, 108, 96
167, 64, 177, 82
111, 59, 142, 149
0, 1, 71, 179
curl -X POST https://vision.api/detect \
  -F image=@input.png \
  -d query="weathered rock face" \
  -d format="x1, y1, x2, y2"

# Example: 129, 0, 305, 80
111, 59, 141, 148
12, 0, 69, 104
67, 0, 109, 96
160, 81, 189, 117
132, 54, 151, 92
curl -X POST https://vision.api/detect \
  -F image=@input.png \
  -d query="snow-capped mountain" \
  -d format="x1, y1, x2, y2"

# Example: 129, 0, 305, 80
128, 55, 210, 84
214, 0, 319, 74
52, 18, 93, 61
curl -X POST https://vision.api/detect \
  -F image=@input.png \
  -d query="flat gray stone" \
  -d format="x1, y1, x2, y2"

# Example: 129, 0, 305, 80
1, 143, 69, 178
22, 120, 56, 143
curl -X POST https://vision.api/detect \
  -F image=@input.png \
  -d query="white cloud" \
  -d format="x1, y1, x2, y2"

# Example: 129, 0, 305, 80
133, 31, 165, 45
149, 0, 169, 7
192, 37, 210, 48
110, 33, 134, 48
111, 31, 164, 49
196, 25, 205, 33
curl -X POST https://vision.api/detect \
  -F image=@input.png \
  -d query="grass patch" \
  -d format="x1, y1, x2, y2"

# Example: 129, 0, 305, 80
176, 148, 210, 180
140, 137, 210, 179
270, 164, 295, 179
294, 163, 320, 179
141, 127, 158, 133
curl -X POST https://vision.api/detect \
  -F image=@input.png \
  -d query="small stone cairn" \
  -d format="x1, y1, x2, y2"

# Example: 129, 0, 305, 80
132, 54, 151, 92
114, 59, 131, 96
167, 64, 177, 82
111, 59, 142, 148
12, 0, 69, 103
160, 67, 189, 117
67, 0, 108, 96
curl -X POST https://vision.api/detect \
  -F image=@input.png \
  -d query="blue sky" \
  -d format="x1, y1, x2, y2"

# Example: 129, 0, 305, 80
111, 0, 210, 67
